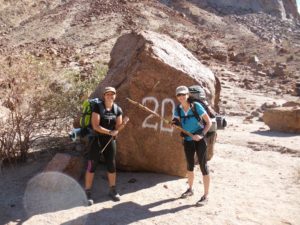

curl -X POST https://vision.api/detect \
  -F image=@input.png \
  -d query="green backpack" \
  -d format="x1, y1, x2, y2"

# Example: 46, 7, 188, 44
79, 98, 101, 136
79, 98, 118, 137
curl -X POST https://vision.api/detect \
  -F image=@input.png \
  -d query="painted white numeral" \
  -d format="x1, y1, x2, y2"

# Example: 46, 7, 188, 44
141, 96, 176, 133
160, 98, 175, 133
142, 97, 159, 130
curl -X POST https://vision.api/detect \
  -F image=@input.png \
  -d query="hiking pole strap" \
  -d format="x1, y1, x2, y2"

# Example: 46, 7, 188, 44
126, 98, 193, 137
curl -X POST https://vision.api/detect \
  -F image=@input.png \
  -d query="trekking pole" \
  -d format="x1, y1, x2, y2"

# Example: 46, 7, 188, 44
126, 98, 193, 137
100, 137, 113, 154
100, 116, 129, 154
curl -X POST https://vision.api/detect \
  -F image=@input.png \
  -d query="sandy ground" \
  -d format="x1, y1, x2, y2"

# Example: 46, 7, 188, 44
0, 113, 299, 225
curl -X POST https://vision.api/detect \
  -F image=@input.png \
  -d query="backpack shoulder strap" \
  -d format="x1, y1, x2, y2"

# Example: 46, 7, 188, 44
176, 104, 181, 119
112, 103, 118, 115
97, 100, 105, 118
96, 100, 119, 117
197, 99, 216, 118
190, 102, 201, 122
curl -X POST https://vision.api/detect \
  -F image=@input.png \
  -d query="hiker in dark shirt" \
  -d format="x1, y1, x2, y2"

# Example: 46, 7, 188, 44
85, 86, 128, 204
172, 85, 212, 206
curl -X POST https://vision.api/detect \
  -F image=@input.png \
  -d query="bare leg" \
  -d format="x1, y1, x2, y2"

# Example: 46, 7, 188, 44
187, 171, 194, 189
107, 172, 116, 187
108, 172, 120, 201
195, 174, 210, 206
203, 174, 210, 196
85, 171, 95, 190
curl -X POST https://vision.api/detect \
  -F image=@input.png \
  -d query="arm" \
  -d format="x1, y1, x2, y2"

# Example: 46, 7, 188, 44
201, 113, 212, 136
192, 102, 212, 141
116, 115, 129, 131
192, 113, 212, 141
115, 115, 123, 130
91, 112, 111, 135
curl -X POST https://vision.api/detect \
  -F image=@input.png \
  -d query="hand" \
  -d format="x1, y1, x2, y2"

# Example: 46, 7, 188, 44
110, 130, 119, 137
192, 134, 202, 141
170, 118, 180, 127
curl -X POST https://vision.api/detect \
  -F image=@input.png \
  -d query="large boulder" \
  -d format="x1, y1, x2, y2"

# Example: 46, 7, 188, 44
92, 30, 219, 177
263, 107, 300, 133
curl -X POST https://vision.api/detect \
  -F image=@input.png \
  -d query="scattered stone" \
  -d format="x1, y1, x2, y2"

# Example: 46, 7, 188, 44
248, 55, 259, 65
256, 71, 267, 76
251, 110, 260, 117
44, 153, 84, 180
261, 102, 279, 110
128, 178, 137, 183
282, 101, 300, 107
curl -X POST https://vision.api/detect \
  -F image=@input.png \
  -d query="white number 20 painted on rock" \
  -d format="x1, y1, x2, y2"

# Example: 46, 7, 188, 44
141, 96, 176, 133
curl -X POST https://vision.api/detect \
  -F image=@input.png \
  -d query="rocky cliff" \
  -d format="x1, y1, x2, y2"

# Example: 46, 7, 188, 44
199, 0, 299, 19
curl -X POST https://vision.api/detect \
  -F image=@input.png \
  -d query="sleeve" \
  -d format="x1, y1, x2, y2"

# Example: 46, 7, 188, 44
194, 102, 206, 117
92, 103, 100, 114
116, 105, 123, 117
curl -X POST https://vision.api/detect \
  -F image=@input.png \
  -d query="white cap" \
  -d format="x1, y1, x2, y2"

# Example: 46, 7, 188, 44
176, 86, 189, 95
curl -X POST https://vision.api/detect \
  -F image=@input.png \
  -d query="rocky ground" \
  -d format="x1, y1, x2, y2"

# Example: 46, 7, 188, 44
0, 0, 300, 224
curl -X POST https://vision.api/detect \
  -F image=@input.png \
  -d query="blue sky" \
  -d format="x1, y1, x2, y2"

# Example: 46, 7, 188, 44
297, 0, 300, 13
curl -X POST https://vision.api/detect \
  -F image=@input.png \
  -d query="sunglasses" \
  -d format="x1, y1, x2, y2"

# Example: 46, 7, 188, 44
176, 93, 187, 97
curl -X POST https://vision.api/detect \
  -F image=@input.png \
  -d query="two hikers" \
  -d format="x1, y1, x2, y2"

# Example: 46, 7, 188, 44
83, 85, 213, 206
172, 85, 212, 206
84, 87, 128, 204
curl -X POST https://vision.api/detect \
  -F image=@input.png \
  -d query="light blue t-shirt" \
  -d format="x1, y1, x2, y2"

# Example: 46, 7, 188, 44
174, 102, 206, 141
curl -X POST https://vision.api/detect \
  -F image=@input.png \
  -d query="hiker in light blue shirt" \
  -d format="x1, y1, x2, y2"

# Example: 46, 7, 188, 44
172, 85, 212, 206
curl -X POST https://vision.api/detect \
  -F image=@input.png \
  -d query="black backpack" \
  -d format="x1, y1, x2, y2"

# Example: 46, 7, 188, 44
188, 85, 227, 130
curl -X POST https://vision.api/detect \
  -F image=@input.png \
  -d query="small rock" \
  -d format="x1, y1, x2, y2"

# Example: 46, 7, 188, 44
128, 178, 137, 183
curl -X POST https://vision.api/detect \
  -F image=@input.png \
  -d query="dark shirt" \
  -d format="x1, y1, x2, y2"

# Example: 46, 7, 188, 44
92, 101, 122, 131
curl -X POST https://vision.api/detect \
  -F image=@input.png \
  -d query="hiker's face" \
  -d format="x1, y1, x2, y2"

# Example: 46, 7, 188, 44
176, 93, 188, 103
104, 92, 116, 102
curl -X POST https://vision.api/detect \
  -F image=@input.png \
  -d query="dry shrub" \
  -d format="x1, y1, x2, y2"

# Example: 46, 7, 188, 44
0, 56, 106, 164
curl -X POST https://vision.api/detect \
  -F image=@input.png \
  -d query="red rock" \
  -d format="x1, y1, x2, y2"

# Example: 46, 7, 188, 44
44, 153, 84, 180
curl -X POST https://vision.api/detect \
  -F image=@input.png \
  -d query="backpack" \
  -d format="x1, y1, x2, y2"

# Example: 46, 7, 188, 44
188, 85, 227, 130
79, 98, 118, 137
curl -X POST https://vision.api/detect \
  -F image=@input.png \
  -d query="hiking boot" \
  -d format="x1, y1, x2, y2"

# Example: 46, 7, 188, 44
85, 190, 94, 206
195, 195, 208, 207
180, 188, 194, 199
109, 186, 120, 202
